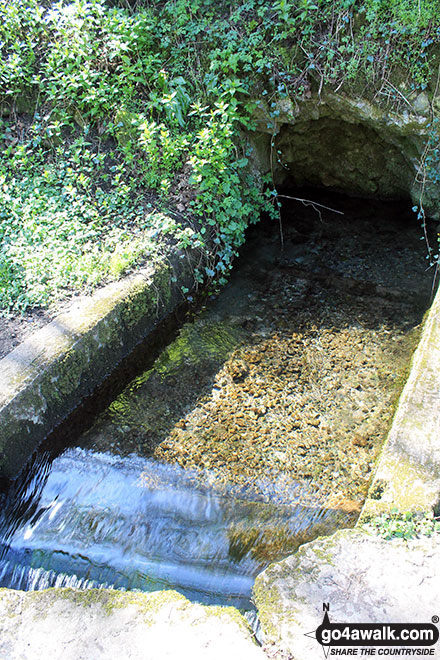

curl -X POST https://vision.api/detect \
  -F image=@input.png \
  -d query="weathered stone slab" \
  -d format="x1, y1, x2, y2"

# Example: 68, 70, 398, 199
361, 285, 440, 518
0, 588, 264, 660
254, 528, 440, 659
0, 250, 196, 480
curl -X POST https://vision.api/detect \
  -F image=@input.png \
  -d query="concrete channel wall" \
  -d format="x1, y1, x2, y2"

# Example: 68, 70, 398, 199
0, 250, 197, 481
360, 283, 440, 519
0, 247, 439, 659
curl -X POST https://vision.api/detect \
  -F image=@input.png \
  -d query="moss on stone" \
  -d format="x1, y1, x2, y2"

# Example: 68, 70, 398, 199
204, 604, 251, 634
360, 456, 439, 521
253, 581, 284, 643
0, 247, 200, 480
119, 262, 171, 329
15, 587, 251, 637
25, 587, 191, 620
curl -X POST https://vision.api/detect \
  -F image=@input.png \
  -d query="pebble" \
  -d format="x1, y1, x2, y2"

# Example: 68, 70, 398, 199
83, 212, 426, 512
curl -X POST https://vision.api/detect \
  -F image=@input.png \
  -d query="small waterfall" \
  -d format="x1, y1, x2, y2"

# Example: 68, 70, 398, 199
0, 448, 346, 608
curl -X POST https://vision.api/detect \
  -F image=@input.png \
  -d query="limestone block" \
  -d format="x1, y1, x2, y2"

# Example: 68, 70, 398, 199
254, 529, 440, 659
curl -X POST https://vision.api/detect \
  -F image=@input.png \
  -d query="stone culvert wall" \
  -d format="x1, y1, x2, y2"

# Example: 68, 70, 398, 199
247, 88, 440, 218
0, 249, 199, 481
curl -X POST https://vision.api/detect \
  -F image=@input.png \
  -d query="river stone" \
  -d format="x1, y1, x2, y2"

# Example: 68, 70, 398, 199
0, 588, 265, 660
253, 528, 440, 659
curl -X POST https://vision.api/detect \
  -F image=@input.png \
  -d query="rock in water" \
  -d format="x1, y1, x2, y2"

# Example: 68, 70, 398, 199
253, 528, 440, 659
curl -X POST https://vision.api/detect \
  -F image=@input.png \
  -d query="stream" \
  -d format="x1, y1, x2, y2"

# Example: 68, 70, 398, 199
0, 190, 435, 610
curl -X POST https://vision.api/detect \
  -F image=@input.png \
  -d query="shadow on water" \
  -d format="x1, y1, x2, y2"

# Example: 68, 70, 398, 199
0, 189, 436, 608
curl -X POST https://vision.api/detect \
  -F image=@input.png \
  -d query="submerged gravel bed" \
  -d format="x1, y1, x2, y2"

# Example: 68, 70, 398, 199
80, 194, 433, 513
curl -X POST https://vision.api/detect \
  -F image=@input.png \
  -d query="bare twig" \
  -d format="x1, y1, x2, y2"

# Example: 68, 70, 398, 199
277, 194, 345, 217
377, 79, 412, 108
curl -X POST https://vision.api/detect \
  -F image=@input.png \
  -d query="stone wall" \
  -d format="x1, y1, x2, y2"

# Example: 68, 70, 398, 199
0, 248, 198, 481
247, 88, 440, 218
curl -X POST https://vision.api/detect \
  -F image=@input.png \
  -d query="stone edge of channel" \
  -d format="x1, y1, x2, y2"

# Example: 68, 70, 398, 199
0, 248, 197, 480
359, 284, 440, 520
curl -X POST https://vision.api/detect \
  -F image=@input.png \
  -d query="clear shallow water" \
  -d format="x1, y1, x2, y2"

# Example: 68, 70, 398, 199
1, 193, 430, 609
0, 448, 348, 608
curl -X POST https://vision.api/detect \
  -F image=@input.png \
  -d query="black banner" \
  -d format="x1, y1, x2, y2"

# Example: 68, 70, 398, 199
316, 612, 439, 648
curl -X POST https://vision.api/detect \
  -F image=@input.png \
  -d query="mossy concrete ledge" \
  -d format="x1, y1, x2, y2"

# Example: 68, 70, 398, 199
253, 528, 440, 659
0, 250, 197, 481
360, 284, 440, 519
0, 587, 264, 660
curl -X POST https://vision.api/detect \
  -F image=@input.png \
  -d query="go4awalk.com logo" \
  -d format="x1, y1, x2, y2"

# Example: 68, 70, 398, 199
305, 604, 439, 658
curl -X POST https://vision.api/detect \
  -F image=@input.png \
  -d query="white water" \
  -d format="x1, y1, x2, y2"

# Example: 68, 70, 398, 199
0, 448, 343, 608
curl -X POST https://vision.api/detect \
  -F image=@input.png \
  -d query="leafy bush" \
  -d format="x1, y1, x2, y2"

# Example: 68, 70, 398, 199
1, 0, 439, 313
0, 121, 170, 311
363, 509, 440, 541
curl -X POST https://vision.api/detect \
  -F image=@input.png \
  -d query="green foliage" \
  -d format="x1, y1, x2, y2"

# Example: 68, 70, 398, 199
0, 120, 175, 312
363, 509, 440, 541
0, 0, 439, 313
1, 0, 439, 114
186, 97, 267, 285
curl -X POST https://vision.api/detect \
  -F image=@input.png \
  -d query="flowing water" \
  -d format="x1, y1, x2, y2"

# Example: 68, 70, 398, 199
0, 449, 348, 609
0, 191, 435, 609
